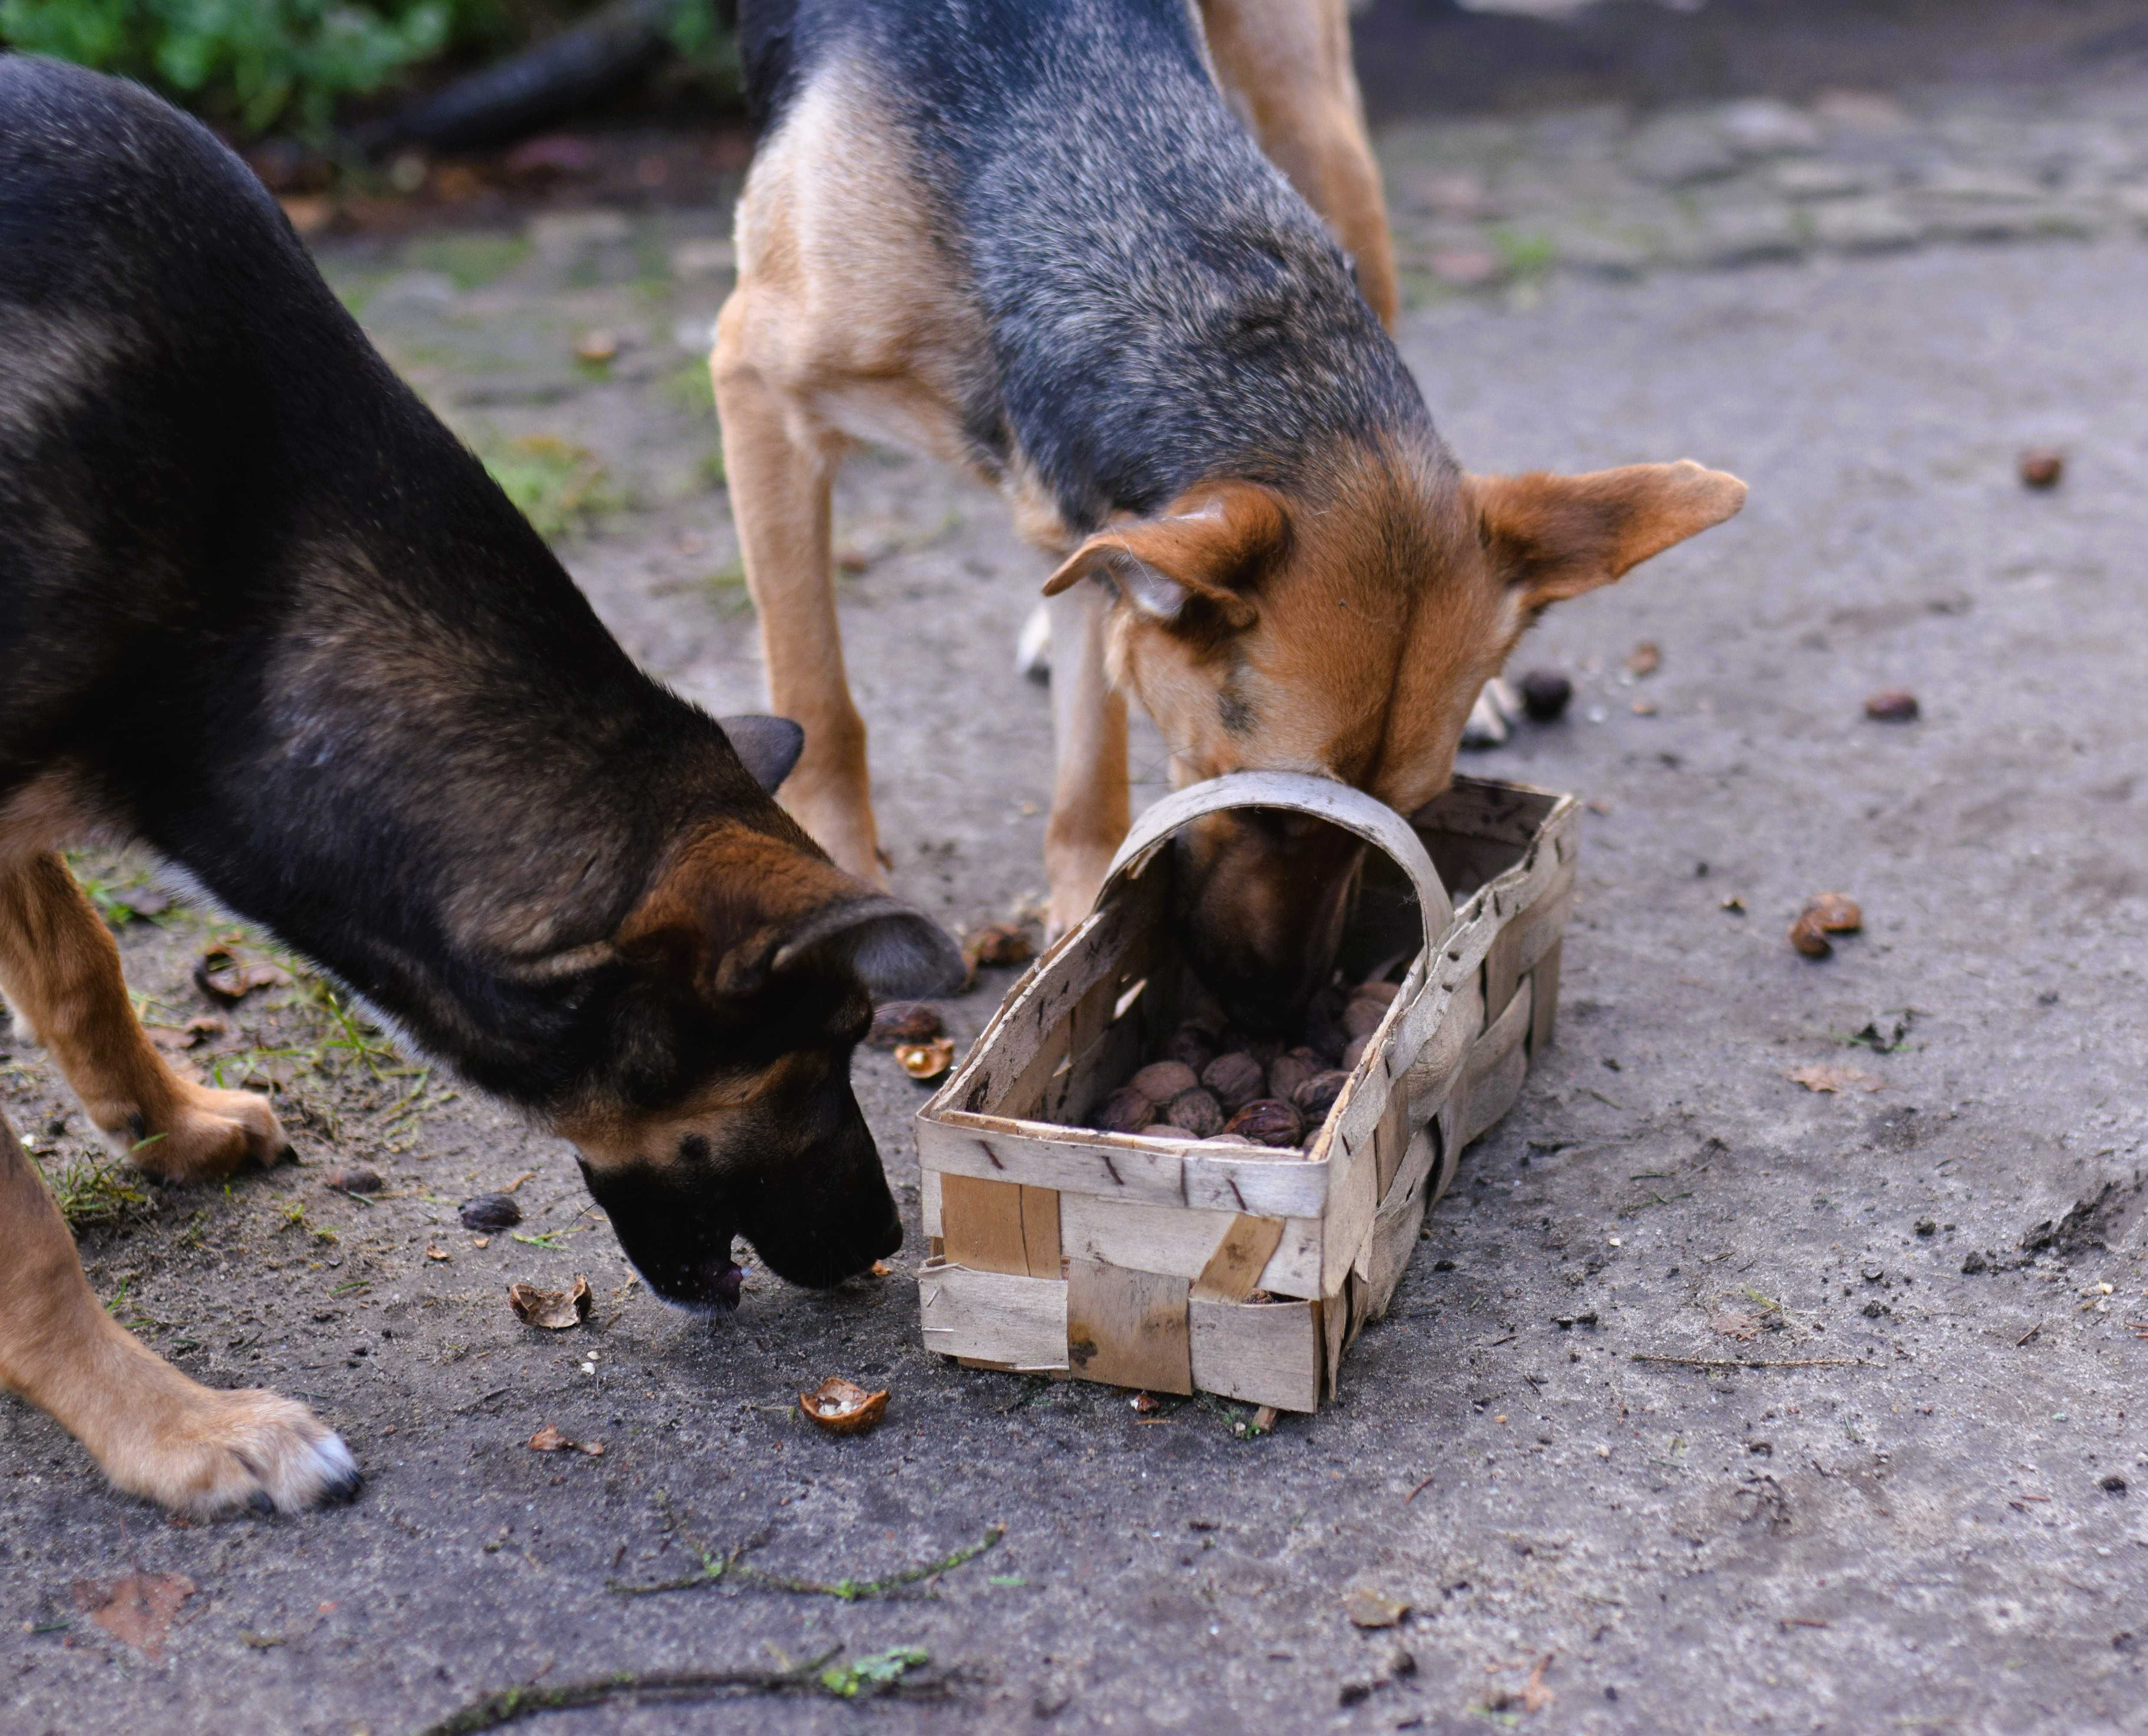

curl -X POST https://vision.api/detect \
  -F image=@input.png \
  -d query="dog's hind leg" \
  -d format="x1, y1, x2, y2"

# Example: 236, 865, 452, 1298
0, 854, 289, 1183
712, 322, 885, 888
0, 1097, 358, 1515
1042, 582, 1130, 938
1200, 0, 1400, 331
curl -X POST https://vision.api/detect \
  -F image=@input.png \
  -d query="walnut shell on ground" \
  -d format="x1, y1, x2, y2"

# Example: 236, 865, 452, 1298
1097, 1085, 1158, 1134
1130, 1060, 1199, 1104
1802, 892, 1862, 933
1266, 1052, 1317, 1103
799, 1376, 888, 1435
867, 1000, 943, 1049
1225, 1098, 1304, 1148
893, 1037, 956, 1082
1161, 1026, 1216, 1072
1201, 1052, 1266, 1114
1164, 1086, 1223, 1138
1292, 1070, 1349, 1123
1787, 912, 1833, 959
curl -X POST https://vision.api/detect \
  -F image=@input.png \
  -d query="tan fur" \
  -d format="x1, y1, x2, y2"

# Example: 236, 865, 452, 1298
715, 33, 1745, 936
1199, 0, 1400, 329
0, 798, 353, 1516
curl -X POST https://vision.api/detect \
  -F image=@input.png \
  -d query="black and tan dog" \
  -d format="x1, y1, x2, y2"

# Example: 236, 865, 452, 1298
715, 0, 1745, 1030
0, 57, 961, 1517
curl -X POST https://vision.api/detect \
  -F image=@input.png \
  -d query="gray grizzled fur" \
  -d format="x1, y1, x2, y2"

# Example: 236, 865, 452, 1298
741, 0, 1448, 533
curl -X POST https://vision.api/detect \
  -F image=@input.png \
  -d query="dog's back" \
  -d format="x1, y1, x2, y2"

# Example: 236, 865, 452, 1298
739, 0, 1433, 536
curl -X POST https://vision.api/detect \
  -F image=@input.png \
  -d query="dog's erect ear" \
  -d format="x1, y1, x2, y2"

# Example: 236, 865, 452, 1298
1041, 482, 1289, 629
770, 897, 969, 999
718, 715, 806, 793
1471, 460, 1747, 615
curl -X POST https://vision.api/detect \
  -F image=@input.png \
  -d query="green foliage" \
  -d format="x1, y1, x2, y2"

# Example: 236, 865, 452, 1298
0, 0, 464, 136
473, 430, 619, 542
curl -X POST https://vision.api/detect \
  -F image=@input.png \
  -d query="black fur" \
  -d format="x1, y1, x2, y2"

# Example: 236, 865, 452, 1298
743, 0, 1441, 533
0, 57, 938, 1301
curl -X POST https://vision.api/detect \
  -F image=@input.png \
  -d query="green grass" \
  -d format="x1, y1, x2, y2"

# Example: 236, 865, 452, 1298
40, 1152, 153, 1235
471, 431, 621, 542
402, 233, 531, 292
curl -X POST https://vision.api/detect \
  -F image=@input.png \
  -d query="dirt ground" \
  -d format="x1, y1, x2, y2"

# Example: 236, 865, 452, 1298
6, 44, 2148, 1736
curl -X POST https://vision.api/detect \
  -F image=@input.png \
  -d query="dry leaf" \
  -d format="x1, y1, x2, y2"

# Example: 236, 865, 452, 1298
1786, 1064, 1882, 1095
1343, 1588, 1409, 1629
893, 1037, 956, 1082
963, 921, 1035, 968
528, 1424, 604, 1456
869, 1259, 892, 1278
193, 947, 291, 1006
72, 1572, 195, 1661
1522, 1654, 1556, 1713
799, 1376, 889, 1435
1711, 1312, 1761, 1342
425, 1243, 450, 1262
509, 1276, 592, 1330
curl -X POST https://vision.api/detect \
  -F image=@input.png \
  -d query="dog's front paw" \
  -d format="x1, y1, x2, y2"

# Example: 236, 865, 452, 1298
128, 1084, 290, 1182
1459, 677, 1521, 750
114, 1387, 361, 1518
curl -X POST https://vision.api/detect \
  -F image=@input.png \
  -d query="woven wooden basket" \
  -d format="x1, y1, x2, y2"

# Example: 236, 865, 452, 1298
914, 771, 1577, 1412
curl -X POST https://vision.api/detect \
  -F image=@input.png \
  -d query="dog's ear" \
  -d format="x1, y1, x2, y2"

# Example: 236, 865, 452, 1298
1471, 460, 1746, 614
1041, 482, 1289, 629
618, 828, 966, 1006
718, 715, 806, 793
768, 896, 969, 998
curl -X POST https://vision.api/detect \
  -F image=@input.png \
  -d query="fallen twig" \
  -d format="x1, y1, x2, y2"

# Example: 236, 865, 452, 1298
609, 1524, 1005, 1602
2015, 1322, 2041, 1347
1629, 1355, 1865, 1370
1404, 1473, 1437, 1505
411, 1646, 945, 1735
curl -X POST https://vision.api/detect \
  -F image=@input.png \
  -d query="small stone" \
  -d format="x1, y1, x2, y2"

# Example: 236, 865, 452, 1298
1518, 669, 1573, 721
1915, 1218, 1937, 1237
867, 1000, 943, 1049
1864, 689, 1920, 723
1097, 1086, 1157, 1134
1715, 97, 1823, 158
1626, 640, 1661, 678
1224, 1098, 1304, 1148
2018, 448, 2065, 490
574, 329, 618, 365
323, 1167, 383, 1196
2101, 1474, 2128, 1494
1788, 912, 1833, 959
1130, 1060, 1199, 1104
1201, 1052, 1266, 1114
1164, 1087, 1224, 1139
1961, 1251, 1988, 1275
1292, 1070, 1349, 1124
459, 1193, 522, 1233
1343, 1587, 1410, 1629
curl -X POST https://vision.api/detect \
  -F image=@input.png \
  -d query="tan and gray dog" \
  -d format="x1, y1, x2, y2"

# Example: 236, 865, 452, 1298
716, 0, 1745, 1031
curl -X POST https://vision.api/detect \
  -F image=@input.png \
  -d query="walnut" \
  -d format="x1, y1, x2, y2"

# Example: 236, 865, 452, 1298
1164, 1087, 1223, 1139
1130, 1060, 1199, 1104
1266, 1051, 1317, 1103
1096, 1085, 1157, 1133
1224, 1098, 1304, 1148
1161, 1025, 1216, 1072
1292, 1070, 1349, 1123
1201, 1052, 1266, 1114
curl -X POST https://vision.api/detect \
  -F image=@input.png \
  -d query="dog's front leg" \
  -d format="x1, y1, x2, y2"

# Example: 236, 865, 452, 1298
1043, 582, 1130, 937
0, 854, 288, 1181
0, 1100, 357, 1514
711, 322, 885, 886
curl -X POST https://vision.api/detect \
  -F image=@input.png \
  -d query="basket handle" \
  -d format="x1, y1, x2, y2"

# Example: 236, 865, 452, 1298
1098, 771, 1454, 952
